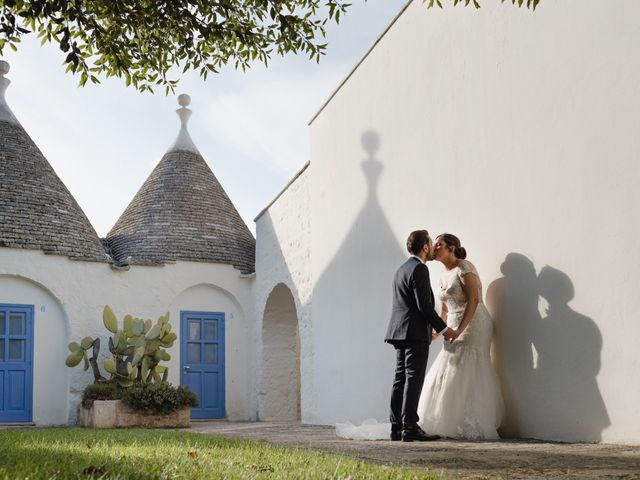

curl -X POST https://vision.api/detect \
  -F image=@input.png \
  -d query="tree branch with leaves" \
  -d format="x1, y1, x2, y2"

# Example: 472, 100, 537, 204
0, 0, 540, 93
426, 0, 540, 9
0, 0, 352, 93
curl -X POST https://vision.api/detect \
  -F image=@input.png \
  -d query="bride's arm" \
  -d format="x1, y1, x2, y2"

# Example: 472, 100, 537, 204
457, 273, 480, 335
432, 303, 449, 340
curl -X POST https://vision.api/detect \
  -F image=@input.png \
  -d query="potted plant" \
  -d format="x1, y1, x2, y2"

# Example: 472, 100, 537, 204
67, 306, 198, 428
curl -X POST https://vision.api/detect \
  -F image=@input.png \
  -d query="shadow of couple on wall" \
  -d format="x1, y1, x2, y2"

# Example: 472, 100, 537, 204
487, 253, 610, 442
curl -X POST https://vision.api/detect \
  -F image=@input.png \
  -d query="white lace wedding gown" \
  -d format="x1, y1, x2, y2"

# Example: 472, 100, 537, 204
417, 259, 504, 439
336, 259, 504, 441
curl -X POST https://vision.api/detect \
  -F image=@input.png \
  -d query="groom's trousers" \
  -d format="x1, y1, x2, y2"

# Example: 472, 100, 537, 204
389, 341, 429, 429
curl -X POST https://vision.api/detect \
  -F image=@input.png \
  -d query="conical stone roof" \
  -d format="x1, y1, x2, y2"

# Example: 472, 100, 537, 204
0, 61, 108, 261
106, 95, 255, 273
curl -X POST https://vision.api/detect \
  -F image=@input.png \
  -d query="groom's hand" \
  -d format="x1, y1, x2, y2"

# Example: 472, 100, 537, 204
442, 328, 458, 343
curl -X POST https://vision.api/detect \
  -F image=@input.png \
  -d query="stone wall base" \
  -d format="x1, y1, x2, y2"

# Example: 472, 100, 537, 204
78, 400, 190, 428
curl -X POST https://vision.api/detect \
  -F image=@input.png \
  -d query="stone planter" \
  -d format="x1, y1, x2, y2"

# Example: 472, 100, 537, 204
78, 400, 190, 428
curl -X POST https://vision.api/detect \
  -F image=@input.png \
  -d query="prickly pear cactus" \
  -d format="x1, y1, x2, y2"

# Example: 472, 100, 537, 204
65, 305, 176, 388
66, 335, 106, 383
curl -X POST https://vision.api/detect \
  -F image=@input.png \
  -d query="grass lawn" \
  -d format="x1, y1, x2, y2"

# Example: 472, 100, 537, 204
0, 429, 440, 479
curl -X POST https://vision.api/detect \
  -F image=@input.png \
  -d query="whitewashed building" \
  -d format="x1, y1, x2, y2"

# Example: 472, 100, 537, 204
1, 0, 640, 445
254, 0, 640, 445
0, 63, 256, 425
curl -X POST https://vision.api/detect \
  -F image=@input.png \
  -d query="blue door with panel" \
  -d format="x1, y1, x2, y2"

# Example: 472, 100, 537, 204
0, 304, 34, 423
180, 311, 225, 419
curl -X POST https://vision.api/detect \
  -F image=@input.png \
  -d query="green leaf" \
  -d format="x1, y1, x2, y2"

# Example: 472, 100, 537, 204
153, 349, 171, 362
132, 346, 145, 366
145, 340, 161, 355
123, 315, 134, 333
160, 332, 177, 347
141, 356, 150, 382
65, 350, 84, 368
118, 333, 128, 350
114, 375, 133, 387
80, 336, 93, 350
104, 358, 116, 374
132, 319, 144, 336
103, 306, 118, 333
68, 342, 81, 352
145, 325, 162, 340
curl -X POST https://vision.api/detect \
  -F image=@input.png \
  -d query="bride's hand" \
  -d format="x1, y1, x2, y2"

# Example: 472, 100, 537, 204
432, 332, 438, 342
448, 329, 460, 344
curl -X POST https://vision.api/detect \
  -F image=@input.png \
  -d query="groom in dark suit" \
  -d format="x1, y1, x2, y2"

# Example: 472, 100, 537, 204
385, 229, 456, 442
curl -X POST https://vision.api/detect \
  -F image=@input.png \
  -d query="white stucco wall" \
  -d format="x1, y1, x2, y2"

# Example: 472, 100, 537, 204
0, 247, 254, 424
254, 165, 312, 421
307, 0, 640, 443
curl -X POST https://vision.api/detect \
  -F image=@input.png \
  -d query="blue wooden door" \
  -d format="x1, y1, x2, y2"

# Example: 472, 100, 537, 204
180, 311, 225, 419
0, 305, 34, 423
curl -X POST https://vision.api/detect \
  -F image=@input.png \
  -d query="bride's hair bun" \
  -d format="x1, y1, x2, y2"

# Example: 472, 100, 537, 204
437, 233, 467, 259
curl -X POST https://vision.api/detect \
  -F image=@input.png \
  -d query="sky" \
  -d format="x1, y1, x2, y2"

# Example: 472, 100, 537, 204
1, 0, 407, 236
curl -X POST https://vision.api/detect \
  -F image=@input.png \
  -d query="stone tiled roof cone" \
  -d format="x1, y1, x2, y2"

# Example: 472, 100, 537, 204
106, 94, 255, 273
0, 61, 108, 261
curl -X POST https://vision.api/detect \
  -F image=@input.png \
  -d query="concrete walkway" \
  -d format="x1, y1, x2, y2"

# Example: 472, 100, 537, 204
190, 421, 640, 479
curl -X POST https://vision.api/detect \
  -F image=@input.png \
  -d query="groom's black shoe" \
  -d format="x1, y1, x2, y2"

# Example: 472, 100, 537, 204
401, 426, 441, 442
390, 424, 402, 441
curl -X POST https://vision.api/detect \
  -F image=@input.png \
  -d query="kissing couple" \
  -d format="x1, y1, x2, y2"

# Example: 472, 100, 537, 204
385, 229, 504, 441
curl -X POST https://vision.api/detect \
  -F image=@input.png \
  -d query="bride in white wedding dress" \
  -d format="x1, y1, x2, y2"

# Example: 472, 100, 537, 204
336, 233, 503, 441
416, 233, 504, 440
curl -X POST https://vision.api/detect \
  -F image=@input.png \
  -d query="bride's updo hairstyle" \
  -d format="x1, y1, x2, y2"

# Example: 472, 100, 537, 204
407, 229, 430, 255
438, 233, 467, 260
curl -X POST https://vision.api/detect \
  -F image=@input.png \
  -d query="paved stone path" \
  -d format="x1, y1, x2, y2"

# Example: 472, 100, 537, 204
190, 421, 640, 479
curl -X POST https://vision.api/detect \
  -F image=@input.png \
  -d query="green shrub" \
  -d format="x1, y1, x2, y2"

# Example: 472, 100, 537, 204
82, 382, 122, 407
121, 382, 198, 415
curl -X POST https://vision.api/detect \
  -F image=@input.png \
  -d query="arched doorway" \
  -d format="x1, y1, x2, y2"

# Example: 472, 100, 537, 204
260, 283, 301, 421
0, 274, 68, 425
168, 282, 250, 421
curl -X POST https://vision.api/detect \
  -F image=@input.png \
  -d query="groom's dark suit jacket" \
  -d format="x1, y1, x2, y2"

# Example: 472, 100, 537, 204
385, 257, 448, 343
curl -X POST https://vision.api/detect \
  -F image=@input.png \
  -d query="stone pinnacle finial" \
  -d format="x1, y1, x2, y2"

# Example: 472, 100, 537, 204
0, 60, 20, 126
166, 93, 199, 154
